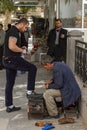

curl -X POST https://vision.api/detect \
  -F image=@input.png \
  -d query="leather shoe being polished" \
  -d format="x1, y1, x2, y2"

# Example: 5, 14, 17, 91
26, 91, 43, 99
6, 106, 21, 113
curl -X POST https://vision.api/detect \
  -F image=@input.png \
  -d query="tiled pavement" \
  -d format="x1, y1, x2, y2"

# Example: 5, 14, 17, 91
0, 63, 87, 130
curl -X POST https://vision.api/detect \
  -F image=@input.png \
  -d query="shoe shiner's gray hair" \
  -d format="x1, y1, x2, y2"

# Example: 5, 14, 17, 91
41, 55, 54, 64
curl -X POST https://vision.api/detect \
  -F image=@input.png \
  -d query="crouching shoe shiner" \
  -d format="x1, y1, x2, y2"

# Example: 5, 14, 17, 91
43, 62, 81, 119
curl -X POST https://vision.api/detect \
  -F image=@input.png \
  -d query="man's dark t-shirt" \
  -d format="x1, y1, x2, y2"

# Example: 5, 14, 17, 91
4, 26, 22, 57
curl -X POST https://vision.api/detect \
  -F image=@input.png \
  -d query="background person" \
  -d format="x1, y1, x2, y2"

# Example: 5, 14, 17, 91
0, 24, 6, 70
3, 18, 39, 113
6, 24, 11, 33
47, 19, 67, 62
43, 62, 81, 118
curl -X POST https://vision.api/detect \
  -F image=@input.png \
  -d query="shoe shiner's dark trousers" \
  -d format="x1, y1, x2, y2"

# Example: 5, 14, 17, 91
4, 56, 37, 106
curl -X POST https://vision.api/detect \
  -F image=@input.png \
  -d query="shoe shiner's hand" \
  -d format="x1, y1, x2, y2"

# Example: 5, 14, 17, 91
46, 79, 53, 84
45, 79, 53, 89
45, 83, 49, 89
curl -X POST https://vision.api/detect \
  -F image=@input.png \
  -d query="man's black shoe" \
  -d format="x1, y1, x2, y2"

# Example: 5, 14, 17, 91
26, 92, 43, 99
6, 106, 21, 113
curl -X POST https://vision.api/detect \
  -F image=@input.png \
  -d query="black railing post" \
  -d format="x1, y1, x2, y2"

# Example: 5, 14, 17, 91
75, 40, 87, 86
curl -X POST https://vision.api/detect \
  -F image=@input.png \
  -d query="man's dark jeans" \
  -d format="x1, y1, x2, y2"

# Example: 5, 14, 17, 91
3, 56, 37, 106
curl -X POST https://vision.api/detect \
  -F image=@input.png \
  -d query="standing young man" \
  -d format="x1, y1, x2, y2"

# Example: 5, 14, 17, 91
47, 19, 67, 62
3, 18, 39, 113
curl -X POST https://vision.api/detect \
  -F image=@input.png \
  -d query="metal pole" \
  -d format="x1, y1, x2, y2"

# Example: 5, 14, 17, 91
56, 0, 59, 19
82, 0, 84, 29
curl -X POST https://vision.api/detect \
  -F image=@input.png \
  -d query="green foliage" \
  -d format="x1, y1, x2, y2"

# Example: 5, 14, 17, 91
16, 2, 37, 13
0, 0, 36, 14
17, 2, 37, 14
16, 2, 38, 6
0, 0, 16, 13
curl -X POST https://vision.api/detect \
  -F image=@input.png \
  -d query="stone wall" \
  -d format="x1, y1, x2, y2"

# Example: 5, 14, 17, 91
76, 76, 87, 126
67, 30, 84, 72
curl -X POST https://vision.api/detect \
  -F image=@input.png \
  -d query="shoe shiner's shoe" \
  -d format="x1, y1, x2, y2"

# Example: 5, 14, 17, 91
44, 114, 60, 119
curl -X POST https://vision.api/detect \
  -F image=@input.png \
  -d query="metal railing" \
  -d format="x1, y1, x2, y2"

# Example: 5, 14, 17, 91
75, 40, 87, 85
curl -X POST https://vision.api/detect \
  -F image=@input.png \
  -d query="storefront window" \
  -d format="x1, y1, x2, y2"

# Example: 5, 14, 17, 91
59, 0, 82, 28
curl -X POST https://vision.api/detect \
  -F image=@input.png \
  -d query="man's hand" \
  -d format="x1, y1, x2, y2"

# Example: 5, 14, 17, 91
22, 49, 27, 55
22, 46, 27, 49
21, 46, 27, 55
60, 34, 65, 39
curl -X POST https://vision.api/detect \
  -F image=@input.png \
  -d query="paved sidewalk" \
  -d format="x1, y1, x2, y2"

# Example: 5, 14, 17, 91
0, 64, 87, 130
